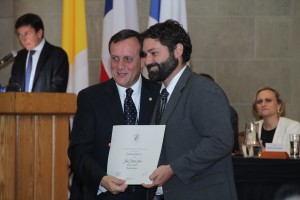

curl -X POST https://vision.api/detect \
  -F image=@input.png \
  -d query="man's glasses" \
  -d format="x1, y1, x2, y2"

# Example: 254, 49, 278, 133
17, 31, 32, 39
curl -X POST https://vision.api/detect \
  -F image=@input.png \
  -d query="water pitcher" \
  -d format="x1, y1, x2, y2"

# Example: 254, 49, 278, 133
242, 122, 262, 157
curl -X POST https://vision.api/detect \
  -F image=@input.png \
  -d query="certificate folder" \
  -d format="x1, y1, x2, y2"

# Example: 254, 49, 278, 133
107, 125, 166, 184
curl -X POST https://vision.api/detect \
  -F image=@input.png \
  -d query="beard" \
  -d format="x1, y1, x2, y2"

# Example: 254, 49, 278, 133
146, 53, 179, 82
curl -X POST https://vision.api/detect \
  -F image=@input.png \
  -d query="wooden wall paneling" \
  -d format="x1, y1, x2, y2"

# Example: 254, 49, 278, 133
0, 115, 16, 200
53, 116, 69, 200
17, 116, 35, 200
0, 92, 76, 199
35, 116, 53, 200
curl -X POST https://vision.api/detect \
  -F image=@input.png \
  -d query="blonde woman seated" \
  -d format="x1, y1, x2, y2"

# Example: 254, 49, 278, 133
253, 87, 300, 154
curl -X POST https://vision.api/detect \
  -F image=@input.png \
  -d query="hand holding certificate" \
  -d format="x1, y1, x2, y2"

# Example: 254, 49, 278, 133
107, 125, 165, 185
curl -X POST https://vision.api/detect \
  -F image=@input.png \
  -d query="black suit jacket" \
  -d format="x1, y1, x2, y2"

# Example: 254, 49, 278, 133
8, 41, 69, 92
68, 77, 161, 199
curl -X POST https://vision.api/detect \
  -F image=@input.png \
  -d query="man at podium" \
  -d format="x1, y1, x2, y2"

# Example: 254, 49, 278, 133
7, 13, 69, 92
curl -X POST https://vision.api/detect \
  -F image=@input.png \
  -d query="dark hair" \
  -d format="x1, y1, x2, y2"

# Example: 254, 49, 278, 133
15, 13, 44, 36
141, 19, 192, 64
108, 29, 143, 57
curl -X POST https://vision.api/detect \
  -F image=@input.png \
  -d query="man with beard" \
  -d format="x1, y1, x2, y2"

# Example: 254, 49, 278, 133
141, 20, 238, 200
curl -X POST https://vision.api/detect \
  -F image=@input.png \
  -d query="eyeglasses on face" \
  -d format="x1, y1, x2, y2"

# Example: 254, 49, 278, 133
17, 31, 32, 39
255, 98, 273, 105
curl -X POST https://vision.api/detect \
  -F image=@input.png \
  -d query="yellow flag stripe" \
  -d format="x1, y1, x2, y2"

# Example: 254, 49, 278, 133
62, 0, 87, 64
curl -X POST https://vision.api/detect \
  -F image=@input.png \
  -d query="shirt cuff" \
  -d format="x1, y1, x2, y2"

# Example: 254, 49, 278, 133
156, 186, 163, 195
97, 184, 107, 195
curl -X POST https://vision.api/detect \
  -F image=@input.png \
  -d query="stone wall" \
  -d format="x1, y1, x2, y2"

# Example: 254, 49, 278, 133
1, 0, 300, 131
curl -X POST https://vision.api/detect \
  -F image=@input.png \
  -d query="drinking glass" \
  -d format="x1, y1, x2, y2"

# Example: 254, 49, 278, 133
289, 134, 300, 159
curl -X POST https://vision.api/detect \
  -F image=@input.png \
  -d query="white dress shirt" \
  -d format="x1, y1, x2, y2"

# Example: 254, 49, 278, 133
26, 38, 45, 92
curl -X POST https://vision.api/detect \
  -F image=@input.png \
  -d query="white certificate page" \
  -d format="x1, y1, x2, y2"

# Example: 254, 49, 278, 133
107, 125, 166, 184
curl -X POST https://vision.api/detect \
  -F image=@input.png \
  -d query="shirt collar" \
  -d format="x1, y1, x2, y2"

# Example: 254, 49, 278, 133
162, 65, 187, 96
116, 75, 142, 97
31, 38, 45, 53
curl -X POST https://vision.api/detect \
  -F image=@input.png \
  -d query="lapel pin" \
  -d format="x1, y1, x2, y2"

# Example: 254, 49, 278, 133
149, 97, 152, 101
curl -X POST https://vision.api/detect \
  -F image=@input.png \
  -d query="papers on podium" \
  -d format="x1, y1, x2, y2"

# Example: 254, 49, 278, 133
107, 125, 166, 185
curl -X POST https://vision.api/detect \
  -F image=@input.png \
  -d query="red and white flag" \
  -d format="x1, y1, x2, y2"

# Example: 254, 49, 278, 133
100, 0, 139, 82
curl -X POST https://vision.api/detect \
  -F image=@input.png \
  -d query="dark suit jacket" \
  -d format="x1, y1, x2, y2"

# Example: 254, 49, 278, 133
8, 41, 69, 92
156, 67, 237, 200
230, 106, 239, 152
68, 77, 161, 199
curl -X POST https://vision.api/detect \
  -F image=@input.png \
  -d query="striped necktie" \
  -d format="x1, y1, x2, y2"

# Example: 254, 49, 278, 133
155, 88, 169, 124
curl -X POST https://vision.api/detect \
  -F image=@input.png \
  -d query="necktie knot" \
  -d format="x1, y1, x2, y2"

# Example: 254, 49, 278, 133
126, 88, 133, 97
160, 88, 169, 100
30, 50, 36, 56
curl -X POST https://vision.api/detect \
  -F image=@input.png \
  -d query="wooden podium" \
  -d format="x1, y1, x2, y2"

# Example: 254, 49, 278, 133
0, 92, 77, 200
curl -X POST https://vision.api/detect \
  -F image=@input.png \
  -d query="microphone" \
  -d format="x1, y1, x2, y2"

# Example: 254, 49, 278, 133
0, 50, 17, 65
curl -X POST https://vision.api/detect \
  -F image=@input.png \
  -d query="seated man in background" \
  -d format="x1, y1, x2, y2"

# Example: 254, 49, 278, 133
8, 13, 69, 92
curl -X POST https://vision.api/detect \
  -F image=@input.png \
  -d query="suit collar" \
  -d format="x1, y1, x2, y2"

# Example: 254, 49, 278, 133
103, 79, 125, 125
139, 76, 159, 124
163, 65, 188, 96
32, 38, 45, 52
160, 67, 193, 124
32, 41, 50, 89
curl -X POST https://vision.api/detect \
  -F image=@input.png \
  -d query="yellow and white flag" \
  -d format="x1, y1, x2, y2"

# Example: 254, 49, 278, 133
62, 0, 89, 94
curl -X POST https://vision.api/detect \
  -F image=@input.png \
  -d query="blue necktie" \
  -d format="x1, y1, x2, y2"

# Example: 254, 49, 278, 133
25, 50, 35, 92
155, 88, 169, 124
124, 88, 137, 125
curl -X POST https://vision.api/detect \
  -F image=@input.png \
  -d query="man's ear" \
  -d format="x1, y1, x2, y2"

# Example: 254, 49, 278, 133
37, 29, 43, 39
174, 43, 183, 58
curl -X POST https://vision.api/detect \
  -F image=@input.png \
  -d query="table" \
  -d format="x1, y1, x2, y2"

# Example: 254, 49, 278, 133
232, 156, 300, 200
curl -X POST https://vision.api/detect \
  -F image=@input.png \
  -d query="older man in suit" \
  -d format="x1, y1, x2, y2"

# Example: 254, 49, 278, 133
68, 29, 161, 200
141, 20, 238, 200
8, 13, 68, 92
